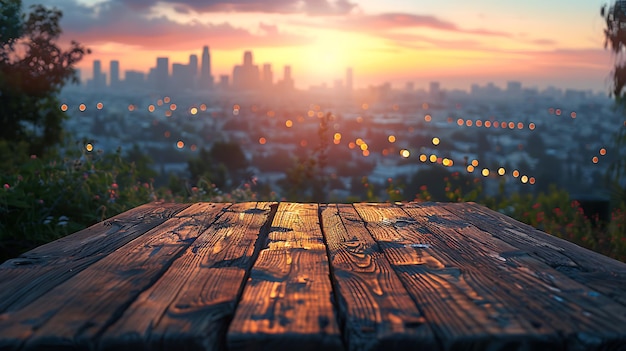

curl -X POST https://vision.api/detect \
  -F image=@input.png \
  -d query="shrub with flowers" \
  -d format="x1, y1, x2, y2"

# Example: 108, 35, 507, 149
0, 141, 258, 262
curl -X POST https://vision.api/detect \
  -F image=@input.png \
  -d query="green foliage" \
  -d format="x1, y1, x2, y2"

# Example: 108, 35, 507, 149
0, 143, 151, 261
187, 142, 248, 191
0, 141, 261, 261
281, 112, 332, 202
0, 1, 89, 156
602, 1, 626, 204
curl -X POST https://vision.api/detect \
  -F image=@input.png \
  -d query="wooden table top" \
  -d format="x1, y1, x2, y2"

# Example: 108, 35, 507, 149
0, 202, 625, 350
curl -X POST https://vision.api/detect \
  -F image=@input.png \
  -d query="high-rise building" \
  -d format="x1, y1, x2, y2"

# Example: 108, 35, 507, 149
282, 65, 294, 90
189, 54, 198, 87
218, 75, 229, 90
262, 63, 273, 88
346, 68, 353, 92
91, 60, 105, 90
109, 60, 120, 89
124, 70, 145, 90
429, 81, 440, 96
507, 81, 522, 96
155, 57, 169, 90
200, 46, 213, 89
244, 51, 252, 66
93, 59, 101, 80
232, 51, 259, 90
189, 55, 198, 77
172, 63, 192, 91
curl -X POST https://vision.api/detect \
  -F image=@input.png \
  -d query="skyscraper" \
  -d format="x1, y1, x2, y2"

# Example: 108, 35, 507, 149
430, 81, 441, 100
172, 63, 192, 91
189, 54, 198, 88
124, 70, 145, 90
232, 51, 259, 90
189, 55, 198, 77
92, 60, 105, 90
282, 65, 294, 91
200, 46, 213, 89
218, 75, 229, 90
110, 60, 120, 89
156, 57, 169, 90
262, 63, 273, 88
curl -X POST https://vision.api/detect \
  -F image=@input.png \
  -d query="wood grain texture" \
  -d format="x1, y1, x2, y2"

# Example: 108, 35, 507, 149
99, 202, 275, 351
227, 202, 344, 351
445, 202, 626, 306
0, 202, 190, 313
320, 204, 435, 351
403, 202, 626, 350
0, 203, 228, 351
0, 201, 625, 351
354, 203, 560, 350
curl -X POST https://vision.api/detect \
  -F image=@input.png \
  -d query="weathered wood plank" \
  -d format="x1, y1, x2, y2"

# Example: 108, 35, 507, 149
99, 202, 275, 351
445, 202, 626, 306
320, 204, 436, 351
227, 202, 344, 351
0, 203, 228, 351
403, 202, 626, 350
354, 203, 559, 350
0, 202, 190, 313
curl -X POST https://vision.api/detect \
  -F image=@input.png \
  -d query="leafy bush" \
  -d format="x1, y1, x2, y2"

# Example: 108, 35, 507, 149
0, 140, 257, 261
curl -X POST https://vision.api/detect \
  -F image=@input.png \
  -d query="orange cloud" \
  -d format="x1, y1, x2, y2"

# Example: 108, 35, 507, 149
56, 1, 311, 51
332, 13, 511, 37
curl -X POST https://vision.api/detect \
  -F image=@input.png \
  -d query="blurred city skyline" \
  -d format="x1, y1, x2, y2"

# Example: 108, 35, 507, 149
25, 0, 612, 91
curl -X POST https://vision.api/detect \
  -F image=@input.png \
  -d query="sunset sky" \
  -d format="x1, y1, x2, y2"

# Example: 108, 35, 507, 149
24, 0, 613, 91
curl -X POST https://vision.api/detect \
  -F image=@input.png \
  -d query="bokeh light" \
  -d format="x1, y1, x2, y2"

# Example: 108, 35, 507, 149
79, 103, 86, 112
401, 149, 410, 158
432, 137, 440, 146
388, 135, 396, 143
482, 169, 490, 177
85, 143, 93, 152
176, 140, 184, 149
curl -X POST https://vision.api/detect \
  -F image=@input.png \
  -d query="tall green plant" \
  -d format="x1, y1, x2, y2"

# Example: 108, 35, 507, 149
0, 1, 89, 157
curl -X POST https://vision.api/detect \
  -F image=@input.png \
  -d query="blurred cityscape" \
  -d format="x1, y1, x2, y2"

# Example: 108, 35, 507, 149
59, 45, 624, 201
